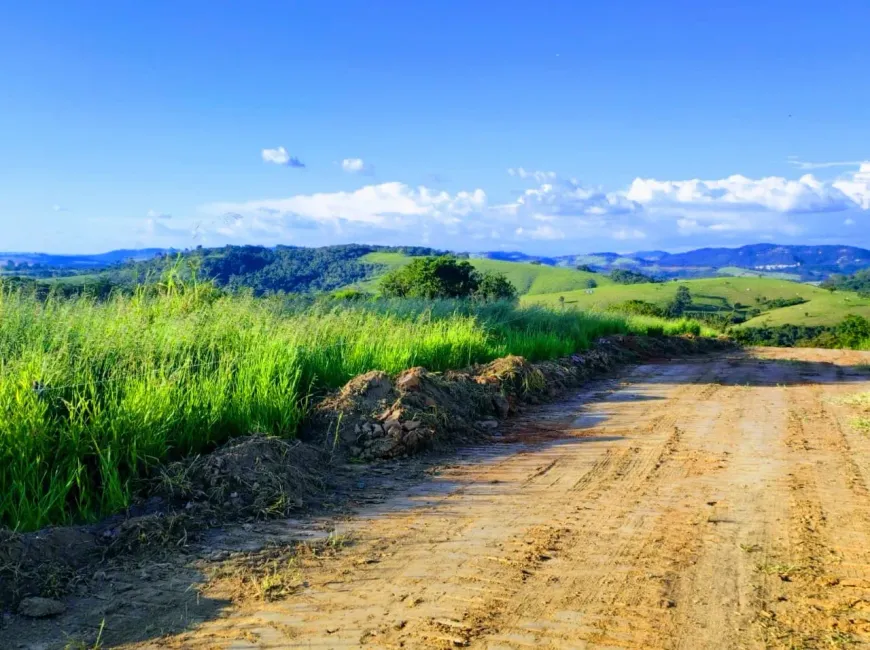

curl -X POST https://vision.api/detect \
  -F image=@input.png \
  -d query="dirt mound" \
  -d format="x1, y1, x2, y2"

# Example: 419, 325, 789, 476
157, 434, 327, 519
0, 435, 327, 610
0, 527, 97, 609
312, 335, 731, 460
312, 366, 500, 460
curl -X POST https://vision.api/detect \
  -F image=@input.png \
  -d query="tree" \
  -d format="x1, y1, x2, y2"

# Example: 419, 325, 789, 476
609, 269, 657, 285
836, 314, 870, 348
584, 278, 598, 289
576, 264, 596, 273
666, 285, 692, 317
381, 255, 480, 299
475, 271, 518, 302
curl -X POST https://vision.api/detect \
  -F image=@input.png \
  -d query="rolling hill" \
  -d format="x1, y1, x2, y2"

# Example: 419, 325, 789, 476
522, 277, 870, 327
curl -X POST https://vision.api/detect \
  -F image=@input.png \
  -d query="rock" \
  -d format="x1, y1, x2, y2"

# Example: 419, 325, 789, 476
18, 597, 66, 619
371, 423, 384, 435
397, 371, 423, 392
402, 420, 421, 431
477, 420, 499, 430
384, 419, 403, 436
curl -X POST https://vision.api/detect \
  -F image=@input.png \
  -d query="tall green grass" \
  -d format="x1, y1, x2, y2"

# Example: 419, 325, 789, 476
0, 284, 709, 531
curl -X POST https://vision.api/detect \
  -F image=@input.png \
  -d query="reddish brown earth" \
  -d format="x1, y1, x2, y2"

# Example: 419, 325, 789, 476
8, 347, 870, 649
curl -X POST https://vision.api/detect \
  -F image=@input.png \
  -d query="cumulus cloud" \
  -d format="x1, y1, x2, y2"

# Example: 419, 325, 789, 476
833, 162, 870, 209
147, 209, 172, 220
204, 183, 486, 229
625, 174, 856, 214
261, 146, 305, 168
184, 162, 870, 252
341, 158, 374, 175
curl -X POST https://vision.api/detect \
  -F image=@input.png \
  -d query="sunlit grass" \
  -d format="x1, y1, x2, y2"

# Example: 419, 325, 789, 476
0, 283, 709, 531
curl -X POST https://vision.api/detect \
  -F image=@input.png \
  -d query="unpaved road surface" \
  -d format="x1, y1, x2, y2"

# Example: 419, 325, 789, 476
9, 347, 870, 649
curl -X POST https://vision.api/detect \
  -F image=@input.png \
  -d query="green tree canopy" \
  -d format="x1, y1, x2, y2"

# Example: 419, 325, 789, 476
475, 271, 518, 301
380, 255, 517, 301
666, 285, 692, 317
609, 269, 658, 285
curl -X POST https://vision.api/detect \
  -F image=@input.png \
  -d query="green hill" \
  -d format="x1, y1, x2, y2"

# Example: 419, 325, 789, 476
522, 276, 870, 327
351, 252, 612, 296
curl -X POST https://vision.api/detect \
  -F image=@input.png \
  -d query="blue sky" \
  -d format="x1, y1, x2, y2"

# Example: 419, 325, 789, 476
1, 1, 869, 254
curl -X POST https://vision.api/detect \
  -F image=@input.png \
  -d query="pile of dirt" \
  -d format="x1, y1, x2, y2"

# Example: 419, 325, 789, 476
0, 435, 327, 610
156, 434, 327, 519
310, 335, 731, 460
0, 527, 96, 609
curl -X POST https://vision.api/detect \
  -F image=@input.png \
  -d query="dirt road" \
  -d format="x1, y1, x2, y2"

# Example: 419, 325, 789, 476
10, 347, 870, 649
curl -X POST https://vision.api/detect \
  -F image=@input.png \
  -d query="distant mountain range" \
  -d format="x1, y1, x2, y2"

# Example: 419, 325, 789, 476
3, 243, 870, 282
476, 244, 870, 281
0, 248, 171, 269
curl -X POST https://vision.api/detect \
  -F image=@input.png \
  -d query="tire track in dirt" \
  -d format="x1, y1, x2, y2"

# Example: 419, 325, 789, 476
753, 375, 870, 648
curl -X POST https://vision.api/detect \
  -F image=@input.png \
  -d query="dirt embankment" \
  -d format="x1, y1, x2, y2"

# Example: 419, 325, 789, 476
0, 335, 727, 612
309, 335, 729, 460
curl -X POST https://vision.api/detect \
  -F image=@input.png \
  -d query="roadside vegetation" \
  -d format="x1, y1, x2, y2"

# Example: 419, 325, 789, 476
0, 259, 710, 532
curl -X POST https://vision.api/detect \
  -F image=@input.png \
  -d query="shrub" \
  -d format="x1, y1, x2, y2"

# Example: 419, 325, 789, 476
475, 271, 518, 302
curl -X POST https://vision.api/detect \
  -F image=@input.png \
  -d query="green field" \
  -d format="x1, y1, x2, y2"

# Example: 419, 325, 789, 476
0, 282, 709, 531
522, 276, 870, 327
355, 252, 612, 295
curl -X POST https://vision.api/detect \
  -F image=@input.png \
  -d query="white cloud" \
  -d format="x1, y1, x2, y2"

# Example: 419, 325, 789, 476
341, 158, 374, 174
261, 146, 305, 168
201, 182, 488, 247
52, 204, 68, 212
147, 209, 172, 220
625, 174, 856, 214
833, 162, 870, 209
183, 162, 870, 252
